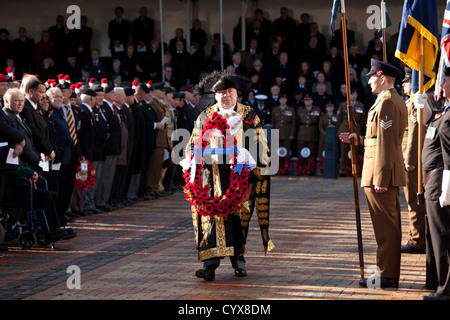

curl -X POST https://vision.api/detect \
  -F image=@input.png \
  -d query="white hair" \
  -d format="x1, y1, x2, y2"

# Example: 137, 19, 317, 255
3, 88, 22, 105
80, 93, 92, 103
46, 87, 62, 99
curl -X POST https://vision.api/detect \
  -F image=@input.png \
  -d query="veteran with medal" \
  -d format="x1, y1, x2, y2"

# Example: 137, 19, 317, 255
182, 71, 273, 281
418, 67, 450, 300
340, 59, 407, 288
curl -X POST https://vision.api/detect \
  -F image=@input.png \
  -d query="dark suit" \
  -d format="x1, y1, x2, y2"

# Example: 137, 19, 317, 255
172, 51, 193, 90
88, 105, 109, 210
108, 18, 130, 51
253, 103, 271, 126
127, 99, 147, 200
0, 108, 25, 205
50, 107, 74, 216
131, 16, 155, 46
94, 101, 121, 208
2, 107, 40, 170
88, 59, 108, 80
78, 103, 96, 161
20, 98, 54, 156
102, 101, 122, 156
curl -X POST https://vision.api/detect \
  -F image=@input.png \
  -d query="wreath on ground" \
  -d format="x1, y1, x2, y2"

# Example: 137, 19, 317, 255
296, 154, 315, 176
74, 160, 96, 191
183, 112, 250, 218
277, 155, 291, 175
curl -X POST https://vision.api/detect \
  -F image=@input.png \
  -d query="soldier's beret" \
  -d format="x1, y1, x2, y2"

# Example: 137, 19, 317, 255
367, 58, 401, 78
124, 87, 135, 96
304, 94, 313, 100
80, 88, 97, 97
104, 83, 115, 93
139, 83, 150, 93
163, 86, 174, 93
150, 82, 165, 91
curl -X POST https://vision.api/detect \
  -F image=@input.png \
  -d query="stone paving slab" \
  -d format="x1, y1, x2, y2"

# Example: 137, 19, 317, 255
0, 176, 431, 303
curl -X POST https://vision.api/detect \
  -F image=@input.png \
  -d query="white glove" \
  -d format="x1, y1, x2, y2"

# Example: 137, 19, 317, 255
237, 148, 257, 171
414, 92, 432, 124
440, 169, 450, 207
179, 156, 192, 171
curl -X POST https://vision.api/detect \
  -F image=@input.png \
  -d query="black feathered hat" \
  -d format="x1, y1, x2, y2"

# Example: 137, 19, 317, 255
196, 70, 252, 96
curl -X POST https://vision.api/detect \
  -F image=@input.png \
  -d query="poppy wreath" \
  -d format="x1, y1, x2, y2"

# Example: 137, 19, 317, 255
296, 154, 315, 176
74, 160, 96, 191
183, 112, 250, 218
277, 155, 291, 175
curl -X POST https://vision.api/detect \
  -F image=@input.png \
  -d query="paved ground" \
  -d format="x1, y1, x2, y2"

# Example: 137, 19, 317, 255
0, 175, 431, 304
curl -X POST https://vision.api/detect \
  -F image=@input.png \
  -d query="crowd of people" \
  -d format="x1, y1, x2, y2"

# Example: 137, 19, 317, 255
0, 4, 449, 300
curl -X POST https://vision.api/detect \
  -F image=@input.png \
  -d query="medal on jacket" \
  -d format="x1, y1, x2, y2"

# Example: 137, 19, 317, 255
426, 126, 437, 139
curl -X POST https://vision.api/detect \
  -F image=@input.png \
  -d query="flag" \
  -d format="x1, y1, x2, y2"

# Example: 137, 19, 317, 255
395, 0, 439, 95
378, 2, 392, 42
331, 0, 342, 36
435, 0, 450, 100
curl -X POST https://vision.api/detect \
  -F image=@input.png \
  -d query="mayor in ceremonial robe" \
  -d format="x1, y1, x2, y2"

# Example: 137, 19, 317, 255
182, 71, 274, 281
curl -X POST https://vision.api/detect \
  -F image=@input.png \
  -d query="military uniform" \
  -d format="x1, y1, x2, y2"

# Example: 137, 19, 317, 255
422, 102, 450, 298
90, 101, 110, 212
361, 63, 407, 284
337, 99, 365, 175
70, 91, 97, 214
401, 97, 427, 252
296, 99, 321, 159
271, 100, 295, 171
145, 95, 169, 196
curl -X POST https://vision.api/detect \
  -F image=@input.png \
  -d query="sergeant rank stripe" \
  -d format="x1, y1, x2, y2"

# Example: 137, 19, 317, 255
380, 119, 393, 130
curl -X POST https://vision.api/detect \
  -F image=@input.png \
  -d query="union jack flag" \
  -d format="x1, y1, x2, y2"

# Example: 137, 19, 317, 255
435, 0, 450, 100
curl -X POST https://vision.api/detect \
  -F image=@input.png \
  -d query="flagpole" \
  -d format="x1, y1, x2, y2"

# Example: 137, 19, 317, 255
341, 0, 365, 280
417, 34, 424, 204
381, 0, 387, 62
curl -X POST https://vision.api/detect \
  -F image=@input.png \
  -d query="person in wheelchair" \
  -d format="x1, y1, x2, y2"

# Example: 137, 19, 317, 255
4, 158, 77, 244
2, 88, 77, 246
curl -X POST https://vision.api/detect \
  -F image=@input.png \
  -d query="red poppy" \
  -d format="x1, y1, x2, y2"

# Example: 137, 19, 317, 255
244, 118, 254, 125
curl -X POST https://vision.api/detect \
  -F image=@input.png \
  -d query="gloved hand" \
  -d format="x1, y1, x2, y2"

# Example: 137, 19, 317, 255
414, 92, 428, 109
237, 148, 257, 171
440, 170, 450, 207
413, 92, 432, 125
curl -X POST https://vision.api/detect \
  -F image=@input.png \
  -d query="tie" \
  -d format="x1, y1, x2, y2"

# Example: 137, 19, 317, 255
65, 105, 78, 145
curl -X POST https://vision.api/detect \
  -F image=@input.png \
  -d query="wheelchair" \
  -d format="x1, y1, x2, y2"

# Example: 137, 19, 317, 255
0, 176, 55, 250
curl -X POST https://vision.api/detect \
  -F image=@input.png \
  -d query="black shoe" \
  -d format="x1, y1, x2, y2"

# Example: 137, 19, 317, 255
64, 214, 75, 222
234, 267, 247, 277
0, 244, 8, 252
422, 293, 450, 300
59, 228, 77, 240
401, 244, 425, 254
359, 276, 399, 288
87, 208, 102, 214
195, 268, 215, 281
